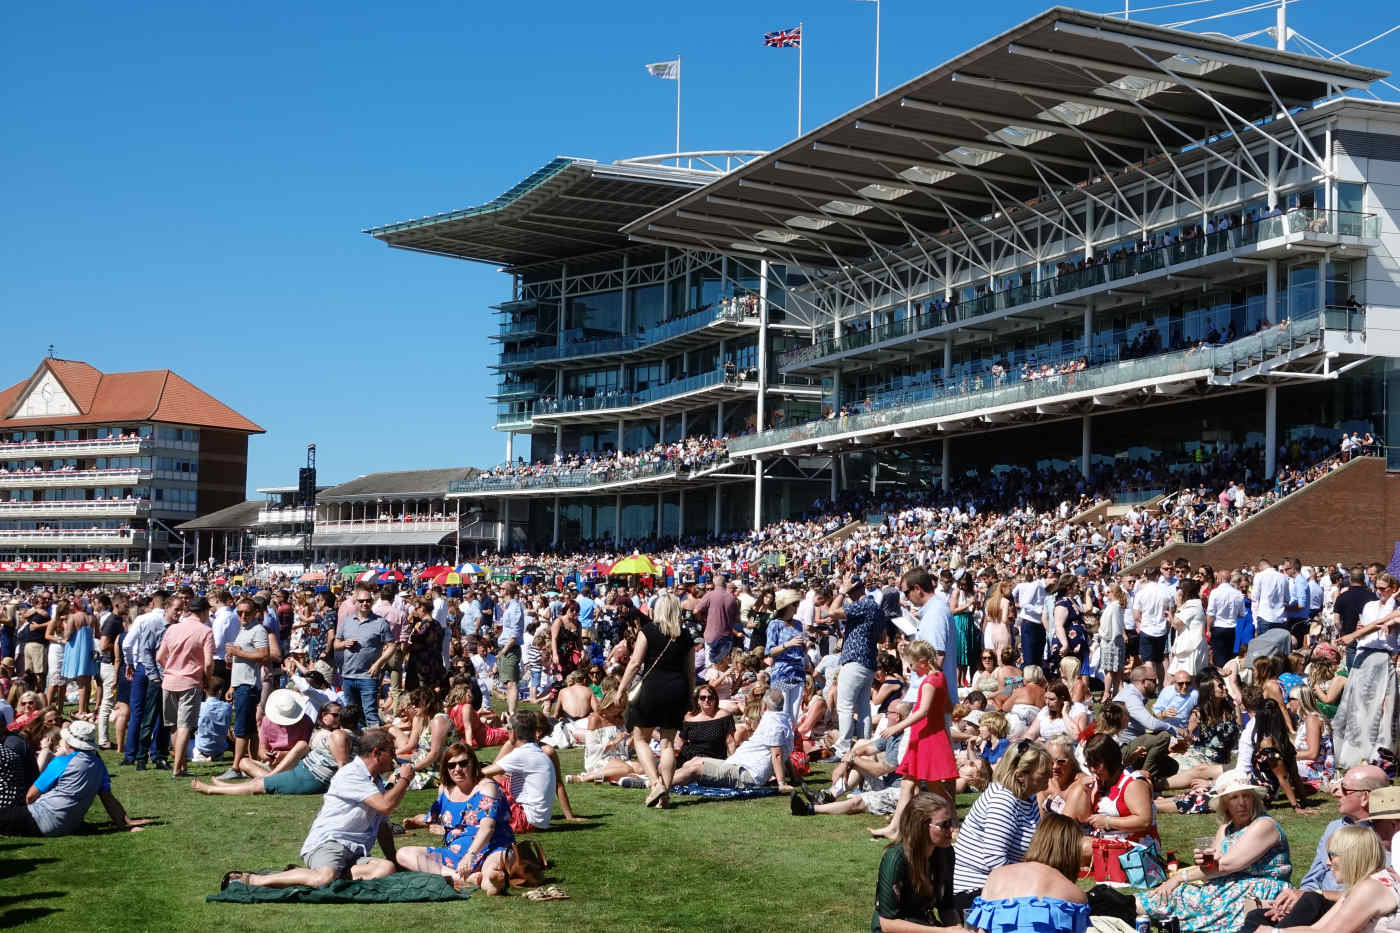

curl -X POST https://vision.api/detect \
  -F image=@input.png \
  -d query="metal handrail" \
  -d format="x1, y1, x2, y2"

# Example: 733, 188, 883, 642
780, 207, 1378, 370
449, 450, 731, 494
733, 309, 1349, 455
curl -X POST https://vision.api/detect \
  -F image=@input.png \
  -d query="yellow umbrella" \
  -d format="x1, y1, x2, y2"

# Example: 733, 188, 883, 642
609, 555, 660, 575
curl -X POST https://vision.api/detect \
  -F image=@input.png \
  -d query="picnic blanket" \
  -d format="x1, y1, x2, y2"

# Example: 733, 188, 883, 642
208, 872, 471, 904
667, 783, 780, 800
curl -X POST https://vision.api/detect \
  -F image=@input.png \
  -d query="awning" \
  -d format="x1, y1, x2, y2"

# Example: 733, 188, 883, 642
623, 8, 1385, 268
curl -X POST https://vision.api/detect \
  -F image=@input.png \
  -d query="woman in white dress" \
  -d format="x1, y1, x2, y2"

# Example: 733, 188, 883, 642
1167, 578, 1207, 677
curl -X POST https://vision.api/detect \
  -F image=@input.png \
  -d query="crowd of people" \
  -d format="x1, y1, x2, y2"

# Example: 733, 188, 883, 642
3, 448, 1400, 931
477, 435, 731, 485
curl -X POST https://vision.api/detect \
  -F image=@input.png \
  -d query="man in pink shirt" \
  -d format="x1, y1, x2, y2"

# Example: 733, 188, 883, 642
157, 596, 215, 778
372, 584, 409, 704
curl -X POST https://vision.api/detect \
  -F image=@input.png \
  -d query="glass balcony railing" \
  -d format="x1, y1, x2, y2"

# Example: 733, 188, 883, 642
495, 301, 758, 368
535, 370, 750, 416
491, 380, 537, 398
449, 450, 732, 494
734, 307, 1359, 455
494, 317, 540, 340
780, 208, 1378, 370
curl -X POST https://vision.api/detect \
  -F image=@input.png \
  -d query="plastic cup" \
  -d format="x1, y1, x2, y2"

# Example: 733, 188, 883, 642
1194, 836, 1218, 870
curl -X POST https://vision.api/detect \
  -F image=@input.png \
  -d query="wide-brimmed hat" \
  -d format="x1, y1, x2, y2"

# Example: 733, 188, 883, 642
773, 589, 803, 612
1368, 786, 1400, 820
1208, 770, 1269, 812
265, 688, 308, 727
61, 720, 98, 752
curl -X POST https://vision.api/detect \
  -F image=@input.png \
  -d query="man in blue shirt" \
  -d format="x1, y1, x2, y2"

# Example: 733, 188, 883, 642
1243, 765, 1391, 931
904, 568, 958, 707
826, 574, 887, 756
333, 584, 395, 727
497, 582, 526, 718
1151, 671, 1198, 731
1284, 557, 1311, 643
575, 585, 596, 634
0, 721, 150, 836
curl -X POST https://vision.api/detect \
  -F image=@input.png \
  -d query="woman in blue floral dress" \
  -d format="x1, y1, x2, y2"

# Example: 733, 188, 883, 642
1138, 772, 1291, 932
395, 743, 516, 894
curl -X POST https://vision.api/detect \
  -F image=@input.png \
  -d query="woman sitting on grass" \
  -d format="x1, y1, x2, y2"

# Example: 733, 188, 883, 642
1269, 823, 1400, 932
871, 792, 961, 932
965, 812, 1089, 933
396, 743, 515, 895
191, 701, 352, 797
565, 689, 642, 784
392, 688, 457, 791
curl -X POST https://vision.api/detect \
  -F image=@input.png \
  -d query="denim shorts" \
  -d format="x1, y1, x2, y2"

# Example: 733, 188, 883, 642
232, 684, 258, 738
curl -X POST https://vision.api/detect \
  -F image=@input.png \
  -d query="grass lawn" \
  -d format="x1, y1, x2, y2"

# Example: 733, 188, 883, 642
2, 747, 1336, 933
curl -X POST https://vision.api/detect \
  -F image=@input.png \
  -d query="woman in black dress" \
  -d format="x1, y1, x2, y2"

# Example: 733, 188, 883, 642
677, 685, 737, 764
617, 592, 695, 808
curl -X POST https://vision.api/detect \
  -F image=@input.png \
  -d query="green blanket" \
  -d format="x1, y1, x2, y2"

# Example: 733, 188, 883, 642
207, 872, 472, 904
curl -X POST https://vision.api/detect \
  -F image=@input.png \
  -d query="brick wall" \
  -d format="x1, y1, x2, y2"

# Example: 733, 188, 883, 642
1124, 457, 1400, 572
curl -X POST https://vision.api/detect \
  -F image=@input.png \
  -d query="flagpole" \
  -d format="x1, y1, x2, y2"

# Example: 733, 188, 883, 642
874, 0, 881, 96
797, 22, 804, 135
675, 54, 682, 158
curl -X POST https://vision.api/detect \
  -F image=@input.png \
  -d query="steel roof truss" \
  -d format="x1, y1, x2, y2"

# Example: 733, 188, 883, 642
1006, 43, 1281, 105
1125, 46, 1326, 176
773, 158, 998, 209
1049, 20, 1376, 91
811, 140, 1038, 189
737, 178, 949, 225
948, 72, 1210, 135
672, 209, 870, 249
1254, 69, 1326, 171
899, 97, 1149, 151
704, 195, 906, 235
853, 119, 1095, 172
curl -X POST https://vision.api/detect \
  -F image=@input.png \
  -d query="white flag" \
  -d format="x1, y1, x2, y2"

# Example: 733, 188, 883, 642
645, 60, 680, 80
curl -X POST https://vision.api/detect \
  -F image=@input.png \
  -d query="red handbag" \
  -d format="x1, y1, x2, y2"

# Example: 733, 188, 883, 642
1090, 836, 1134, 884
788, 748, 811, 778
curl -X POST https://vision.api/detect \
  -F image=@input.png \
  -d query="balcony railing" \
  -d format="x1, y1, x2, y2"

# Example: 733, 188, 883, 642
0, 499, 150, 518
314, 519, 458, 533
0, 560, 143, 576
734, 308, 1358, 455
0, 436, 152, 457
0, 528, 147, 545
0, 468, 153, 488
255, 534, 305, 549
449, 451, 733, 494
536, 370, 750, 416
494, 317, 540, 340
257, 508, 312, 525
496, 302, 757, 368
779, 208, 1378, 370
491, 380, 538, 399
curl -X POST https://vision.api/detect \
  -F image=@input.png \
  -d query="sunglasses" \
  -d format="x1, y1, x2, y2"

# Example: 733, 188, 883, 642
935, 818, 958, 831
355, 598, 373, 604
698, 693, 718, 701
446, 759, 472, 770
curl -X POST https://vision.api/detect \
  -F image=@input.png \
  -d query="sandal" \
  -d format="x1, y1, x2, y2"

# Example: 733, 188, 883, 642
644, 787, 666, 808
525, 885, 570, 901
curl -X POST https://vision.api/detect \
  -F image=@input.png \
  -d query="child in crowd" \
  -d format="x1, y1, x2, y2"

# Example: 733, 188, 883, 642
191, 675, 233, 763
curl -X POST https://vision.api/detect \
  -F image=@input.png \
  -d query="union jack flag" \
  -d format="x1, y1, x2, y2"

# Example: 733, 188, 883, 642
764, 26, 801, 48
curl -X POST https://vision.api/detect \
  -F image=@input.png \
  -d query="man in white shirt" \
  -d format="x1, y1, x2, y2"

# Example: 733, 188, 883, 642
1012, 569, 1047, 666
1205, 570, 1244, 667
209, 590, 241, 682
484, 710, 581, 829
1343, 573, 1400, 655
221, 729, 409, 890
1252, 558, 1291, 635
1132, 567, 1174, 683
672, 690, 796, 792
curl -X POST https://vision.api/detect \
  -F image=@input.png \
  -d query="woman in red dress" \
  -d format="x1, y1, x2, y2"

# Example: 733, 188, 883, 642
869, 640, 959, 840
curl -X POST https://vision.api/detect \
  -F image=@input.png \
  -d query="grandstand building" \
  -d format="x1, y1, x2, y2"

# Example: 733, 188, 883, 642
0, 357, 264, 582
366, 155, 826, 548
370, 9, 1398, 547
629, 9, 1399, 512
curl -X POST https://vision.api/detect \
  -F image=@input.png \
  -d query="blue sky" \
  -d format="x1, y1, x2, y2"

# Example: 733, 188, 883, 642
3, 0, 1395, 492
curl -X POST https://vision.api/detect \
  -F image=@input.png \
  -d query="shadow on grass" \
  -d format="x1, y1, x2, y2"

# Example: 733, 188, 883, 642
0, 891, 65, 908
77, 819, 168, 835
0, 856, 58, 879
537, 820, 603, 833
1, 906, 62, 925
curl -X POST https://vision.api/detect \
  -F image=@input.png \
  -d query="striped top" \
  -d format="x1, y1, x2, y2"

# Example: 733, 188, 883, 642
952, 781, 1042, 894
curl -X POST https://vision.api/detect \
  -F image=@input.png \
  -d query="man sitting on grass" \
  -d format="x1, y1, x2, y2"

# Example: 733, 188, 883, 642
671, 689, 797, 793
218, 728, 411, 890
0, 721, 151, 837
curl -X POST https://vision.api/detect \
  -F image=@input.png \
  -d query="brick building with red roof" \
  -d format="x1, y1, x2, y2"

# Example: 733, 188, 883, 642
0, 358, 263, 581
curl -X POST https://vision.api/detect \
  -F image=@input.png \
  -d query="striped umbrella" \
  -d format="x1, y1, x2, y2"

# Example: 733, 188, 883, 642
455, 562, 484, 575
431, 571, 466, 586
354, 570, 380, 583
376, 568, 406, 583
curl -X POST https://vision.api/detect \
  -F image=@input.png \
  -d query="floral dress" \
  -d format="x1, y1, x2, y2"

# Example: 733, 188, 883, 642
1139, 816, 1291, 932
424, 782, 516, 873
408, 713, 459, 790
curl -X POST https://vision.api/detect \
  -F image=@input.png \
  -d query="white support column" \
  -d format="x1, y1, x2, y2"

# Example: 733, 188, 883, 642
455, 500, 462, 564
500, 498, 510, 552
658, 413, 665, 442
504, 431, 514, 465
616, 418, 624, 453
942, 341, 952, 379
712, 488, 721, 536
1266, 261, 1279, 324
941, 438, 951, 493
756, 259, 769, 432
944, 250, 953, 301
1083, 199, 1094, 260
1081, 415, 1092, 479
753, 460, 763, 531
869, 457, 878, 493
1265, 386, 1278, 479
1083, 301, 1093, 358
680, 409, 688, 437
716, 401, 725, 437
1267, 141, 1279, 211
551, 496, 560, 548
553, 423, 563, 460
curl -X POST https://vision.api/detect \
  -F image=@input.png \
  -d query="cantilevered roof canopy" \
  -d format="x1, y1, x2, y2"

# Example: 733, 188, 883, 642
364, 154, 761, 268
623, 6, 1385, 267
